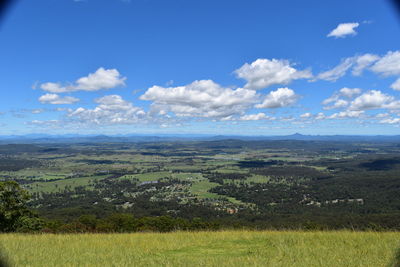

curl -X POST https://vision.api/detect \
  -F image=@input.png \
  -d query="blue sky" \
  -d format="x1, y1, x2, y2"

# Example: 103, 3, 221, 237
1, 0, 400, 135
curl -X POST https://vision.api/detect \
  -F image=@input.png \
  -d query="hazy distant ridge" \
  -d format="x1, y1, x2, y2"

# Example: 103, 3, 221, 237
1, 133, 400, 144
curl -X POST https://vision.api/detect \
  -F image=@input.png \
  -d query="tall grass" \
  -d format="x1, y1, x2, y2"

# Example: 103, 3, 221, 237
1, 231, 399, 266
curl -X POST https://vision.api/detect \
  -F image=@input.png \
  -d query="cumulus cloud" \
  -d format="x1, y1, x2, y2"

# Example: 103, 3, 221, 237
40, 68, 126, 93
299, 112, 326, 120
370, 51, 400, 76
68, 95, 145, 125
300, 110, 365, 120
315, 112, 326, 120
316, 50, 400, 83
239, 113, 275, 121
375, 113, 390, 118
328, 110, 364, 119
315, 54, 379, 82
31, 52, 400, 129
323, 99, 349, 110
322, 88, 361, 109
320, 89, 400, 122
368, 51, 400, 91
391, 78, 400, 91
316, 57, 355, 82
39, 94, 79, 104
255, 87, 299, 109
339, 87, 362, 98
349, 90, 400, 111
235, 59, 312, 90
300, 112, 312, 118
352, 54, 380, 76
327, 22, 359, 38
380, 118, 400, 124
140, 80, 258, 119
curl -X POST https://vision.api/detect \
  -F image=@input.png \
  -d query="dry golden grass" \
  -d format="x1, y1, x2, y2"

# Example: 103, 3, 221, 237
1, 230, 399, 266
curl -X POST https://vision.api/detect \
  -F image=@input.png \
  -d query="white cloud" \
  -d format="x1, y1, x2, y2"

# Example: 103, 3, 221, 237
76, 68, 126, 91
322, 95, 338, 106
315, 112, 326, 120
328, 110, 364, 119
322, 88, 362, 110
39, 93, 79, 104
368, 51, 400, 91
320, 89, 400, 122
300, 112, 312, 118
349, 90, 400, 111
40, 68, 126, 93
140, 80, 258, 119
327, 22, 359, 38
317, 51, 400, 83
235, 59, 312, 90
391, 78, 400, 91
375, 113, 389, 118
219, 115, 235, 121
255, 87, 299, 109
315, 54, 379, 81
352, 54, 380, 76
40, 83, 66, 93
316, 57, 354, 82
380, 118, 400, 124
239, 113, 275, 121
68, 95, 145, 125
322, 87, 361, 109
299, 112, 326, 120
323, 99, 349, 110
370, 51, 400, 76
339, 87, 362, 98
280, 116, 295, 122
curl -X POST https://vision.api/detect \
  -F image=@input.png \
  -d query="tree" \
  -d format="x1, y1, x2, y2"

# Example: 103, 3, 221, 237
0, 181, 42, 232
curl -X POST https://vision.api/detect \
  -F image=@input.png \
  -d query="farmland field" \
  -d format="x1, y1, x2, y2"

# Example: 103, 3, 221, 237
1, 231, 399, 267
1, 140, 400, 230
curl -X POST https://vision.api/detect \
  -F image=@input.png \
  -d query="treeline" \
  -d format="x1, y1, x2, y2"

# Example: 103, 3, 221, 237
42, 214, 219, 233
37, 209, 400, 233
0, 156, 42, 171
3, 180, 400, 233
204, 172, 250, 184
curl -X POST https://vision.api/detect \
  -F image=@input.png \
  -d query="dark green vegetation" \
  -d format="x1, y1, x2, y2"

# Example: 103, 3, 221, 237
0, 181, 43, 232
1, 139, 400, 232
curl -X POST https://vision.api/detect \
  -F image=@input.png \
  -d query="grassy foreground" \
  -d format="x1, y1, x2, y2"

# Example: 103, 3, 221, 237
1, 231, 399, 267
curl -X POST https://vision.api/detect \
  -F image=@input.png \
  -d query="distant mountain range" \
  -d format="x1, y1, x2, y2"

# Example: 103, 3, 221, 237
0, 133, 400, 143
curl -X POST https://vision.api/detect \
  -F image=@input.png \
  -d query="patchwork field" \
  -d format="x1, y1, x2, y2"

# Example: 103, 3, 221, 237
2, 141, 400, 230
1, 231, 399, 267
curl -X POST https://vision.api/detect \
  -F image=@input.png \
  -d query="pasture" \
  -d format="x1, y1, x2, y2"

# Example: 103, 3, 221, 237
1, 231, 399, 266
